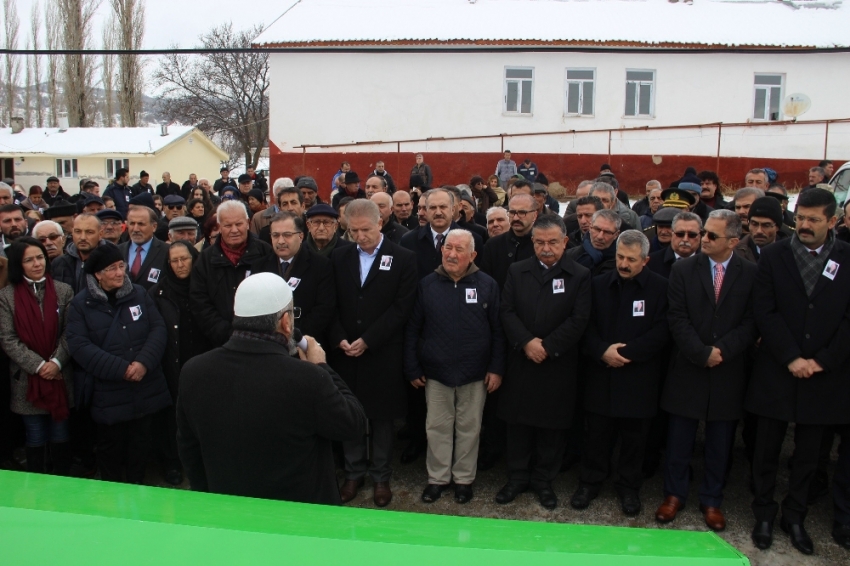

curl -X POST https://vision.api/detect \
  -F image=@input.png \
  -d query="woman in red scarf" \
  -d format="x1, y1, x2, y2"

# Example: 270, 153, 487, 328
0, 237, 75, 474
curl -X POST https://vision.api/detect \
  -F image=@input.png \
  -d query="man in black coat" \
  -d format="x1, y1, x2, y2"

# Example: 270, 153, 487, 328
155, 172, 181, 197
571, 230, 669, 517
371, 192, 408, 244
647, 211, 702, 279
397, 188, 482, 464
495, 214, 591, 510
566, 209, 620, 277
131, 171, 155, 196
256, 212, 336, 346
118, 206, 169, 291
654, 209, 758, 533
177, 273, 366, 505
747, 188, 850, 555
328, 200, 417, 508
190, 201, 276, 347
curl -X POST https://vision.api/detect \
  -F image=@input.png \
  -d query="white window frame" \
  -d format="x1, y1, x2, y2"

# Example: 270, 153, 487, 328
106, 158, 130, 179
503, 66, 534, 116
752, 73, 784, 121
565, 68, 596, 117
624, 69, 656, 118
55, 158, 78, 179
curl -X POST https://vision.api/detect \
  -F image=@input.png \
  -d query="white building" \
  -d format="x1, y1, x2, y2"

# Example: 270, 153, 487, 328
255, 0, 850, 195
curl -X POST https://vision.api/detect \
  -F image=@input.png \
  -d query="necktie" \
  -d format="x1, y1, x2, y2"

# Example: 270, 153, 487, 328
280, 261, 290, 277
810, 251, 818, 258
130, 246, 143, 278
713, 263, 724, 302
435, 233, 444, 249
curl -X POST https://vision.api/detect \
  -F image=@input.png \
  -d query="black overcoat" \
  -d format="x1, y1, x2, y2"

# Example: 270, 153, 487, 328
328, 238, 417, 421
498, 254, 591, 429
583, 269, 670, 419
661, 253, 758, 421
399, 223, 483, 280
745, 238, 850, 425
479, 230, 534, 291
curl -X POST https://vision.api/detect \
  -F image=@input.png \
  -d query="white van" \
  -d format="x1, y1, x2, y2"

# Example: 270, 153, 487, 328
829, 162, 850, 207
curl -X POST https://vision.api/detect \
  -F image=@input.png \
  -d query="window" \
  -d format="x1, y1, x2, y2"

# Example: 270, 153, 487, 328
55, 158, 78, 179
625, 69, 655, 117
504, 67, 533, 115
565, 69, 595, 116
106, 158, 129, 178
753, 74, 783, 121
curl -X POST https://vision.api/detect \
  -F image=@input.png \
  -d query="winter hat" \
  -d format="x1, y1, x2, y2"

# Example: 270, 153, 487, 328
84, 243, 125, 275
234, 273, 292, 317
247, 188, 265, 203
747, 197, 783, 227
129, 192, 158, 215
296, 176, 318, 191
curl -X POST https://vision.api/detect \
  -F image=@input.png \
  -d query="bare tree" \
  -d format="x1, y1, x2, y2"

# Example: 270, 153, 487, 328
3, 0, 22, 126
45, 0, 60, 126
154, 22, 269, 167
55, 0, 100, 127
30, 0, 43, 126
24, 40, 32, 126
110, 0, 145, 126
101, 20, 117, 126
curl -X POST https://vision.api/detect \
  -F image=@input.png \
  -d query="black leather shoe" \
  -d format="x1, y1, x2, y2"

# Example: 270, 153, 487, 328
751, 520, 773, 550
164, 468, 183, 486
495, 481, 528, 504
620, 492, 642, 517
400, 441, 426, 464
534, 485, 557, 510
780, 517, 814, 555
807, 469, 829, 503
832, 521, 850, 550
421, 483, 448, 503
570, 484, 599, 510
454, 484, 473, 504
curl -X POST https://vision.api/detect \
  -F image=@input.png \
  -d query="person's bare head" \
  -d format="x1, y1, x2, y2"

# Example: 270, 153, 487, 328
370, 192, 393, 225
744, 169, 768, 189
392, 190, 413, 220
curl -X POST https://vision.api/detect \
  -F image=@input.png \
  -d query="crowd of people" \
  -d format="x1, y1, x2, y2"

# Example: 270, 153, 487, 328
0, 155, 848, 558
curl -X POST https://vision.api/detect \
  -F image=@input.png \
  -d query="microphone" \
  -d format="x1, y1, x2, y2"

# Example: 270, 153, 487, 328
293, 328, 308, 352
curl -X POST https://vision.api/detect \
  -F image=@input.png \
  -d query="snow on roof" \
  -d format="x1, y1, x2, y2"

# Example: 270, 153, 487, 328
253, 0, 849, 49
0, 126, 201, 157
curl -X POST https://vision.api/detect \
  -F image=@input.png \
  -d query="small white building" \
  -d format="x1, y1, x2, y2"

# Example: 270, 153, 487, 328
0, 125, 229, 194
255, 0, 850, 195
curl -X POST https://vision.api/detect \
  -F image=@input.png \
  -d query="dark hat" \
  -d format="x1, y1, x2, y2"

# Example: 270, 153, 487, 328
84, 243, 125, 275
168, 216, 199, 231
96, 209, 124, 222
237, 174, 253, 184
46, 176, 60, 183
748, 197, 784, 226
82, 195, 105, 207
305, 203, 339, 219
764, 190, 789, 202
296, 176, 318, 191
460, 194, 476, 208
600, 163, 612, 172
660, 188, 696, 209
42, 200, 75, 219
247, 188, 265, 202
220, 186, 238, 199
676, 182, 702, 196
162, 195, 186, 206
653, 207, 680, 226
532, 183, 548, 194
677, 173, 703, 187
129, 192, 158, 214
220, 166, 229, 173
344, 171, 361, 184
139, 170, 149, 178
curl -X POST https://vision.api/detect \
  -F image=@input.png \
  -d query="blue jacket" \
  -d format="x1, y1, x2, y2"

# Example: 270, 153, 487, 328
66, 274, 170, 425
404, 265, 505, 387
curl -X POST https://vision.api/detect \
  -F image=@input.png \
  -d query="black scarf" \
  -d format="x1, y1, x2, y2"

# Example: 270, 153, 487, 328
160, 242, 199, 303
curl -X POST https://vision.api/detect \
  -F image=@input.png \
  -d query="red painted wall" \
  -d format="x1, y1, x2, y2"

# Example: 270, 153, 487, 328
269, 141, 838, 201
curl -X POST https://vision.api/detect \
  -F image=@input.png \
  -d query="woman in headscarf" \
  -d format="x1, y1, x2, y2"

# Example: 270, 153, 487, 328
0, 237, 75, 474
148, 240, 211, 485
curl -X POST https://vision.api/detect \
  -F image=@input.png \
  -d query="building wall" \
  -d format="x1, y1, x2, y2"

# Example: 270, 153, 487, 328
268, 50, 850, 196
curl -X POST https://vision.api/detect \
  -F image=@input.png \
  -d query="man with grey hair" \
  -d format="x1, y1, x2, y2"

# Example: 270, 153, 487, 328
647, 212, 703, 279
329, 199, 417, 507
0, 182, 14, 206
633, 180, 663, 217
733, 187, 766, 234
177, 272, 367, 505
156, 171, 181, 197
805, 166, 826, 191
744, 169, 769, 190
33, 220, 66, 260
591, 182, 640, 230
191, 200, 275, 347
572, 230, 669, 516
566, 209, 621, 276
404, 229, 505, 505
486, 206, 510, 238
655, 208, 758, 532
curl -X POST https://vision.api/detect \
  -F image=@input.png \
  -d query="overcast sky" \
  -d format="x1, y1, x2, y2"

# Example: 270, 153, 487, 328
12, 0, 298, 49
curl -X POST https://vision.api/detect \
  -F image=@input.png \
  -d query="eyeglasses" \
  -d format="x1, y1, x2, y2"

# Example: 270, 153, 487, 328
36, 234, 63, 243
271, 231, 302, 239
704, 231, 729, 241
21, 254, 46, 265
291, 307, 302, 319
308, 219, 336, 227
508, 209, 535, 218
100, 262, 126, 274
166, 205, 183, 210
590, 225, 618, 238
748, 220, 776, 230
673, 230, 703, 239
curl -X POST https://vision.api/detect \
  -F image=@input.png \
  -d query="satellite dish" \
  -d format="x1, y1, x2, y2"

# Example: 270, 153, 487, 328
783, 93, 811, 120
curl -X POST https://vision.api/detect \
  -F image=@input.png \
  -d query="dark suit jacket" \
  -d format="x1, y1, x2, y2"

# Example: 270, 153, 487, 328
381, 218, 409, 245
119, 238, 169, 291
661, 252, 758, 421
746, 238, 850, 425
328, 238, 417, 420
156, 181, 181, 197
479, 230, 535, 291
399, 223, 483, 281
647, 246, 698, 279
583, 269, 670, 419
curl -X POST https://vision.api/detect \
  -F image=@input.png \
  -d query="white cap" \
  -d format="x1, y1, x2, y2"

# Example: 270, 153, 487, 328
233, 273, 293, 317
